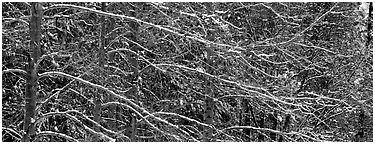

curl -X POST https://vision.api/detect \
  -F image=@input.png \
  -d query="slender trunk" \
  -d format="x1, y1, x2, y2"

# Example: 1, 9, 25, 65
203, 21, 216, 141
93, 2, 106, 134
23, 2, 42, 142
240, 98, 251, 141
130, 113, 137, 141
366, 2, 372, 48
269, 112, 278, 141
248, 103, 259, 128
354, 109, 366, 141
258, 111, 265, 142
203, 92, 214, 142
278, 114, 291, 142
106, 3, 118, 132
203, 63, 214, 142
127, 4, 140, 141
242, 99, 257, 141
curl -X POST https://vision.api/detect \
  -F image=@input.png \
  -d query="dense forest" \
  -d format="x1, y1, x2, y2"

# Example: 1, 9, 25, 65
1, 2, 373, 142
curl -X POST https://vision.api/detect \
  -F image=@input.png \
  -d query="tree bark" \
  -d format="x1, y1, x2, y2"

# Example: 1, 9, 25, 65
203, 18, 216, 141
127, 3, 140, 141
93, 2, 106, 135
367, 2, 372, 48
203, 93, 214, 142
203, 56, 214, 141
354, 109, 366, 142
258, 112, 265, 142
23, 2, 42, 142
242, 99, 258, 141
106, 2, 119, 133
269, 112, 278, 141
278, 114, 291, 142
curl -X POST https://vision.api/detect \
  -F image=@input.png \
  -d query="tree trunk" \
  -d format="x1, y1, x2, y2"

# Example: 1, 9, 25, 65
203, 19, 217, 141
203, 58, 214, 141
366, 2, 372, 48
354, 109, 366, 142
258, 112, 265, 142
278, 114, 291, 142
203, 60, 214, 142
203, 93, 214, 142
242, 99, 258, 141
92, 3, 106, 136
269, 112, 278, 141
23, 2, 42, 142
106, 2, 118, 133
127, 3, 140, 141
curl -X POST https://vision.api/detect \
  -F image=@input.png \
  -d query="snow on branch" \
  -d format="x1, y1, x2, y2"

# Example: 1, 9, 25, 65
102, 102, 185, 141
2, 69, 27, 76
255, 3, 339, 47
34, 111, 115, 141
222, 126, 321, 142
155, 63, 300, 108
35, 131, 78, 142
38, 71, 193, 141
45, 4, 245, 53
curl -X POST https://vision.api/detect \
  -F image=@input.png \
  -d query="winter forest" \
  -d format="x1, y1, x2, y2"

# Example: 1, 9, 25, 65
1, 2, 373, 142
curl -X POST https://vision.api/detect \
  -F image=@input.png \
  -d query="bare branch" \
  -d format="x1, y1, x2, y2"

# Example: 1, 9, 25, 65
35, 131, 78, 142
37, 71, 193, 141
2, 69, 27, 76
34, 111, 115, 141
222, 126, 322, 142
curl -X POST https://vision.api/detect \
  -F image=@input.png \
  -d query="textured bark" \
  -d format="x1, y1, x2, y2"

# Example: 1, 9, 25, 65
203, 19, 216, 141
98, 2, 106, 71
367, 2, 373, 48
203, 94, 214, 142
130, 113, 137, 141
93, 2, 106, 134
354, 109, 366, 142
242, 99, 258, 141
203, 62, 214, 142
23, 2, 42, 142
127, 3, 140, 141
269, 113, 278, 141
258, 112, 265, 142
278, 114, 291, 142
203, 61, 214, 141
105, 2, 118, 133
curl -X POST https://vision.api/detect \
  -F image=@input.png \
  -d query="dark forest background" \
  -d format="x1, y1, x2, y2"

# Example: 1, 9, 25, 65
2, 2, 373, 142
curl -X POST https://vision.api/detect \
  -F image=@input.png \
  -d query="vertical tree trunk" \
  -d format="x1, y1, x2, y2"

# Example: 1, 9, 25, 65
242, 105, 250, 140
203, 91, 214, 142
258, 111, 265, 142
106, 3, 118, 133
203, 19, 216, 141
203, 50, 215, 141
354, 109, 366, 142
127, 3, 140, 141
367, 2, 372, 48
23, 2, 42, 142
93, 2, 106, 134
269, 112, 278, 141
242, 99, 258, 141
278, 114, 291, 142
